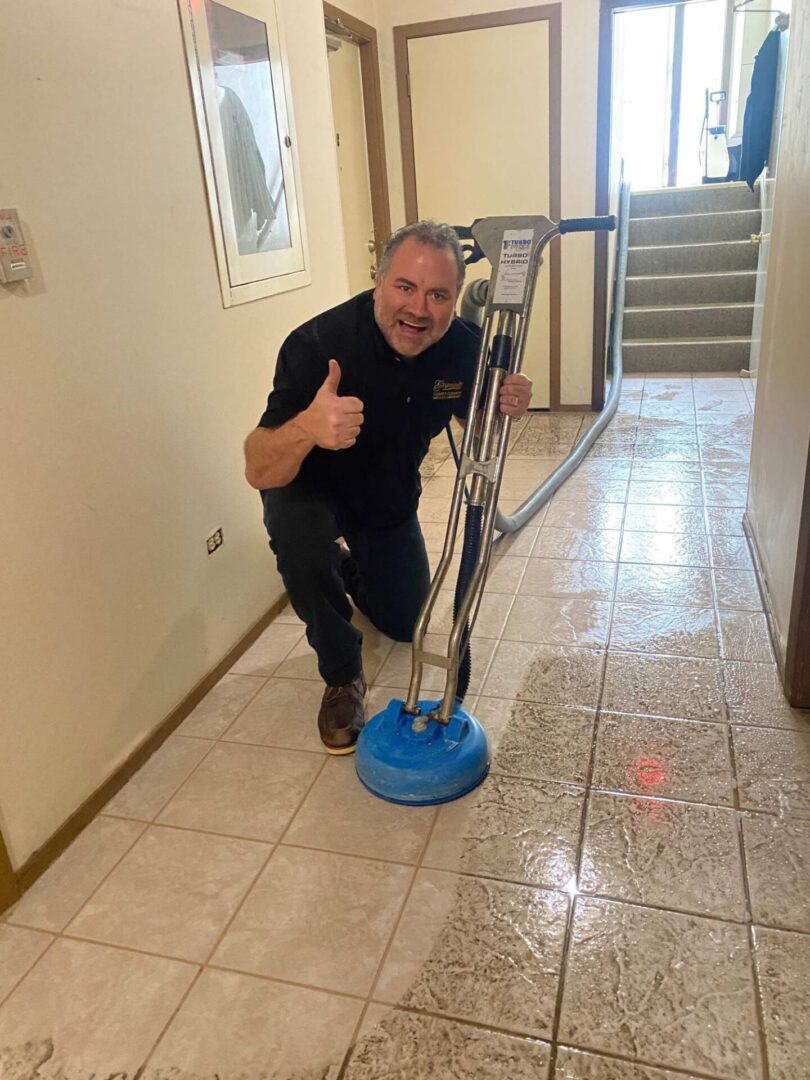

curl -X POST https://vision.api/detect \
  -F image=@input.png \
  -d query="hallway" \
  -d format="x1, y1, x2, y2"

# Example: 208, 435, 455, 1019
1, 374, 809, 1079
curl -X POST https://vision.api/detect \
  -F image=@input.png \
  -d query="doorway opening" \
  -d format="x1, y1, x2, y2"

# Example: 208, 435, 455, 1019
323, 4, 390, 295
611, 0, 728, 192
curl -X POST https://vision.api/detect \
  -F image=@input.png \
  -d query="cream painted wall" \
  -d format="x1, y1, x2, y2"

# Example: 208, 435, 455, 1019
747, 5, 810, 659
374, 0, 600, 405
0, 0, 348, 866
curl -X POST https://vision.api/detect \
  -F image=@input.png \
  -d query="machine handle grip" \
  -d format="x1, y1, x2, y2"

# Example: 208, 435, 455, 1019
558, 215, 617, 234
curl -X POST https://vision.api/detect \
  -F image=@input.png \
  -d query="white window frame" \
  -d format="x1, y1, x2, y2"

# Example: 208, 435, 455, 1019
179, 0, 310, 306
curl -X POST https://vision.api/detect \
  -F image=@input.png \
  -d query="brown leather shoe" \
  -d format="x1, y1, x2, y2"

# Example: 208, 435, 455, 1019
318, 673, 368, 755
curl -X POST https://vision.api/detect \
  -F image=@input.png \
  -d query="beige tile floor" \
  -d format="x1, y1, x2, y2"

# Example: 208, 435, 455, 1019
3, 374, 810, 1079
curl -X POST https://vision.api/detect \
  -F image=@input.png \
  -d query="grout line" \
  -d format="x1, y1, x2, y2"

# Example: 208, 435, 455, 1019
728, 727, 773, 1080
19, 819, 150, 938
136, 749, 330, 1075
0, 933, 60, 1013
547, 514, 619, 1076
336, 802, 442, 1078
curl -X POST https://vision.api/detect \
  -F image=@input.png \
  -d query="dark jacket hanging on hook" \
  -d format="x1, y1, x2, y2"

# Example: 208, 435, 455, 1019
740, 28, 781, 189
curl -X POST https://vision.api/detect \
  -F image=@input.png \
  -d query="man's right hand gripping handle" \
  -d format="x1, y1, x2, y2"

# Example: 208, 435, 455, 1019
298, 360, 365, 451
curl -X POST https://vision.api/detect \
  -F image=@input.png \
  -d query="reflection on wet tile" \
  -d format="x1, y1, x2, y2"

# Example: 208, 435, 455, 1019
702, 462, 749, 482
504, 596, 612, 648
753, 927, 810, 1080
622, 504, 706, 536
555, 1046, 704, 1079
3, 817, 144, 933
560, 898, 762, 1079
580, 792, 745, 919
157, 743, 322, 842
707, 506, 746, 536
544, 501, 625, 531
633, 439, 700, 464
711, 535, 754, 570
483, 641, 605, 709
733, 727, 810, 815
620, 532, 710, 568
285, 758, 435, 864
424, 773, 584, 888
603, 653, 724, 721
521, 558, 617, 601
0, 926, 52, 1004
593, 712, 734, 806
149, 967, 362, 1079
213, 847, 411, 996
176, 674, 265, 738
714, 569, 763, 611
719, 611, 773, 662
627, 481, 703, 506
704, 482, 749, 507
66, 825, 269, 962
0, 939, 196, 1077
375, 869, 567, 1037
743, 813, 810, 932
344, 1008, 551, 1079
724, 662, 810, 729
429, 590, 514, 639
631, 462, 702, 483
478, 698, 595, 785
532, 528, 621, 562
553, 480, 630, 504
610, 604, 719, 658
616, 564, 714, 608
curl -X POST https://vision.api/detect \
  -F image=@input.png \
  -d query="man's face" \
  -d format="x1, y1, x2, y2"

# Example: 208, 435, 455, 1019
373, 238, 459, 358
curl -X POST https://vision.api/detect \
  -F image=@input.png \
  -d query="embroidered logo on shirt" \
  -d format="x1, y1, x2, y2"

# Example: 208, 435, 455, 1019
432, 379, 464, 400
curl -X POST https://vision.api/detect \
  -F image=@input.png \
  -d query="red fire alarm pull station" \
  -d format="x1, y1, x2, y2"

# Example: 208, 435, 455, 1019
0, 209, 33, 283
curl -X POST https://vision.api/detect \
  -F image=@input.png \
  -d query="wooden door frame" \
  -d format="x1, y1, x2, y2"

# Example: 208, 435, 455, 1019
323, 3, 391, 261
784, 437, 810, 706
1, 826, 18, 912
594, 0, 737, 408
394, 6, 564, 409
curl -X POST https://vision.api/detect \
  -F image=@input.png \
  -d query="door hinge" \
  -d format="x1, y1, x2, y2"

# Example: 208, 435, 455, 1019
406, 69, 411, 98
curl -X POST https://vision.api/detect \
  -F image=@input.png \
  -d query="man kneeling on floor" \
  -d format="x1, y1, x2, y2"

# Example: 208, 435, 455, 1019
244, 220, 532, 754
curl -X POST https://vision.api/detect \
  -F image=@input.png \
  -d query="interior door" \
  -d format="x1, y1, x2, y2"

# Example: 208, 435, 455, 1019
406, 22, 552, 407
327, 36, 376, 294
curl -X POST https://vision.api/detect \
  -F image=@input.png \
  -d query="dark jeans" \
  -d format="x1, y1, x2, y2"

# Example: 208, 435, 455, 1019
261, 483, 430, 686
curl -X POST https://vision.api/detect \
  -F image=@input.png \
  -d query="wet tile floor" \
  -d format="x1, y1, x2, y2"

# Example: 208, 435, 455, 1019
2, 374, 810, 1079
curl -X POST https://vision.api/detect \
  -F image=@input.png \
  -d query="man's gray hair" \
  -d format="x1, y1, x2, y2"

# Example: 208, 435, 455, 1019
377, 220, 466, 294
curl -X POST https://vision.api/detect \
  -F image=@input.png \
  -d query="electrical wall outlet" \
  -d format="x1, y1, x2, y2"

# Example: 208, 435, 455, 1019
206, 528, 223, 555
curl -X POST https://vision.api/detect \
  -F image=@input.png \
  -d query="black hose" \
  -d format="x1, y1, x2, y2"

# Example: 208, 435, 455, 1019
453, 502, 483, 703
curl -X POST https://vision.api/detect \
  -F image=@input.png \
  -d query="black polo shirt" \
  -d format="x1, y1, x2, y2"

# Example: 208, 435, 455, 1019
258, 290, 481, 528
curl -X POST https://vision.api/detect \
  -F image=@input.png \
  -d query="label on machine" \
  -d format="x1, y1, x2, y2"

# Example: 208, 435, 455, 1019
492, 228, 533, 305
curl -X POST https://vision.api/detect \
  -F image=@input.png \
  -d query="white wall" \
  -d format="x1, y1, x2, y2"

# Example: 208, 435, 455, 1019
374, 0, 601, 405
0, 0, 348, 867
747, 4, 810, 663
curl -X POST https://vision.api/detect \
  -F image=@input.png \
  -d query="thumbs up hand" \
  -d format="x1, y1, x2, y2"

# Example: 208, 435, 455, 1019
300, 360, 365, 450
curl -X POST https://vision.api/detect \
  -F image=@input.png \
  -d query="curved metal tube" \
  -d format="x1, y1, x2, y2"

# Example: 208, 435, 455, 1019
491, 183, 630, 534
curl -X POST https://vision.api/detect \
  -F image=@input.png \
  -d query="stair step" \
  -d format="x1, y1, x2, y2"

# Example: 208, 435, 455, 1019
629, 209, 761, 246
625, 271, 757, 307
623, 337, 752, 373
624, 302, 755, 340
628, 240, 758, 275
630, 183, 759, 217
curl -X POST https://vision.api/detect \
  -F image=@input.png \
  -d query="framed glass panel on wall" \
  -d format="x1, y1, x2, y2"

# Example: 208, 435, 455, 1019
179, 0, 310, 306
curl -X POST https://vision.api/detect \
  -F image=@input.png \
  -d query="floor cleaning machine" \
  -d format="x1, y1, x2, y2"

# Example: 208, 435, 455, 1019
355, 213, 617, 806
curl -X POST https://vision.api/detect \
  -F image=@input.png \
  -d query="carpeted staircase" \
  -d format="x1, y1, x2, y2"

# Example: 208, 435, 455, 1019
624, 183, 760, 372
